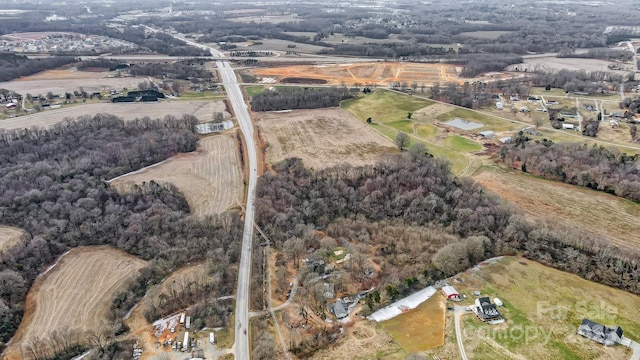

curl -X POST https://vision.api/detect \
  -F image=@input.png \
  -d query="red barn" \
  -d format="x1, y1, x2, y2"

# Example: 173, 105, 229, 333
441, 285, 460, 300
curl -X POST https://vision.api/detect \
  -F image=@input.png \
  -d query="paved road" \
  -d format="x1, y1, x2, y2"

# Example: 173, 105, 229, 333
218, 54, 258, 360
166, 29, 258, 360
629, 339, 640, 360
454, 306, 469, 360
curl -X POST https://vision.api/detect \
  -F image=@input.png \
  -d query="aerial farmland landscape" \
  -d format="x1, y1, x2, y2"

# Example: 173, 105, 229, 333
2, 0, 640, 360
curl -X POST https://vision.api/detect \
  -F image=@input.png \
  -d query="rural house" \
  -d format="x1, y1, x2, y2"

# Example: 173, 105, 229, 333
577, 318, 623, 346
473, 297, 503, 322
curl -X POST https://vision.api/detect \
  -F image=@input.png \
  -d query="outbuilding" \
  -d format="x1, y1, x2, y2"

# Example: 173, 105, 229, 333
479, 130, 495, 139
562, 123, 575, 130
441, 285, 460, 300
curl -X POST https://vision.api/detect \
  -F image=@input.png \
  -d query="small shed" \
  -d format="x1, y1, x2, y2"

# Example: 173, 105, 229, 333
562, 123, 574, 130
499, 137, 512, 144
441, 285, 460, 300
494, 298, 503, 306
479, 130, 495, 139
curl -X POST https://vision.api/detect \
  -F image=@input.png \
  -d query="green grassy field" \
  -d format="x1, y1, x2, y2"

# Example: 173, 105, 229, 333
387, 119, 414, 133
343, 91, 470, 174
245, 85, 266, 96
416, 124, 438, 139
454, 257, 639, 360
382, 294, 446, 353
177, 91, 225, 100
342, 90, 434, 124
444, 136, 482, 152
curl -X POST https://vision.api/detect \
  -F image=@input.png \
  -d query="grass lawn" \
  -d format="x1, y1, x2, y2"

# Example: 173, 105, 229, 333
444, 136, 481, 152
245, 85, 266, 96
382, 294, 446, 353
453, 257, 639, 360
342, 89, 434, 124
387, 120, 414, 133
177, 91, 225, 100
416, 124, 438, 139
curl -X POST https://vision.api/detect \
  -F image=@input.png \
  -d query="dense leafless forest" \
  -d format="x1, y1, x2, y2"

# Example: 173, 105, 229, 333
256, 154, 640, 316
0, 53, 75, 82
0, 115, 243, 356
251, 87, 352, 111
502, 141, 640, 201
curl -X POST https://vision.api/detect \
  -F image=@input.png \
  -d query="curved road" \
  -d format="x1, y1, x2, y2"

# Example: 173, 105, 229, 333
164, 29, 258, 360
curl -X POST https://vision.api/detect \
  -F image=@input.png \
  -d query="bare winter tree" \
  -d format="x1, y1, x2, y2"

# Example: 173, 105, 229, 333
394, 132, 411, 151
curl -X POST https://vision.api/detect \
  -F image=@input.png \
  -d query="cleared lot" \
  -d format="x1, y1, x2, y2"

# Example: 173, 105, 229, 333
0, 226, 24, 253
0, 100, 226, 130
0, 69, 150, 95
111, 135, 244, 217
5, 247, 146, 359
256, 107, 396, 169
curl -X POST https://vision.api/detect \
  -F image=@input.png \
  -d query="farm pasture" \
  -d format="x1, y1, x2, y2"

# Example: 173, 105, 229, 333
450, 257, 639, 360
509, 56, 632, 74
244, 39, 327, 54
4, 247, 146, 360
381, 294, 446, 353
473, 166, 640, 249
110, 135, 243, 217
0, 100, 227, 130
0, 69, 151, 96
256, 107, 396, 169
0, 226, 25, 253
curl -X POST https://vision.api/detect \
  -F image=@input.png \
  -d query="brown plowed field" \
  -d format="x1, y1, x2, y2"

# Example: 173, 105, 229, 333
0, 100, 226, 130
0, 226, 24, 253
4, 247, 146, 360
111, 135, 243, 216
256, 107, 396, 169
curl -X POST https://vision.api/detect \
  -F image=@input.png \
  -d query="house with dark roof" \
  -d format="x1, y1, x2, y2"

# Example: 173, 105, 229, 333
328, 299, 350, 319
473, 297, 502, 322
577, 318, 623, 346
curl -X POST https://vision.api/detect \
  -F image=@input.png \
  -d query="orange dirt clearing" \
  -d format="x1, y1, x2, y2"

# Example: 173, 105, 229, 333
253, 62, 462, 86
4, 246, 146, 360
110, 134, 244, 216
256, 107, 396, 169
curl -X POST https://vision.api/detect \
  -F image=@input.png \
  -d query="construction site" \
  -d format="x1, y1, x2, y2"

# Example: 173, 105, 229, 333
251, 62, 515, 86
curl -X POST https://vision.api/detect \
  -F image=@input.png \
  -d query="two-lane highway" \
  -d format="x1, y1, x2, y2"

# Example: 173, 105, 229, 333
167, 30, 258, 360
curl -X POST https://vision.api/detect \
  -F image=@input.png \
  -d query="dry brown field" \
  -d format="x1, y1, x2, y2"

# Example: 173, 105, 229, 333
0, 100, 226, 130
309, 320, 405, 360
0, 69, 151, 96
256, 107, 396, 169
473, 166, 640, 249
110, 135, 243, 217
0, 226, 24, 253
509, 56, 632, 74
4, 246, 146, 360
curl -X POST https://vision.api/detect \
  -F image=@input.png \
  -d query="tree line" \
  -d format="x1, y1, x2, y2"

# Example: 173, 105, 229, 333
0, 114, 244, 357
0, 53, 76, 82
255, 153, 640, 319
251, 87, 352, 111
501, 141, 640, 201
